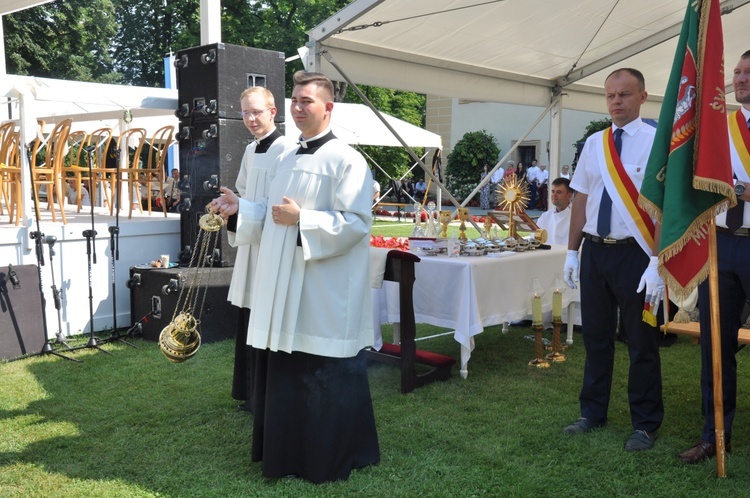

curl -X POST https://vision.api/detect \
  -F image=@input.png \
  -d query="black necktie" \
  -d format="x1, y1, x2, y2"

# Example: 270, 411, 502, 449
597, 128, 622, 237
726, 120, 749, 232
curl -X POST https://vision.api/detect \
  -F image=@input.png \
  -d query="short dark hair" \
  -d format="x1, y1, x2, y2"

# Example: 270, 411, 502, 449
551, 177, 572, 193
606, 68, 646, 92
742, 50, 750, 60
293, 71, 334, 101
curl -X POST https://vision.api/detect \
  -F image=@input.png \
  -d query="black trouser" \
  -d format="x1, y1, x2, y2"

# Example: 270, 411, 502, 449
578, 237, 663, 431
698, 231, 750, 443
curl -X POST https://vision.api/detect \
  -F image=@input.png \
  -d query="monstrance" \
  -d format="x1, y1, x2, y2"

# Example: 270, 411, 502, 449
495, 176, 530, 239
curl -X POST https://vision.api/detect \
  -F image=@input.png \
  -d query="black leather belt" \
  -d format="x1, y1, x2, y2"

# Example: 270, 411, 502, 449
716, 227, 750, 237
583, 232, 637, 245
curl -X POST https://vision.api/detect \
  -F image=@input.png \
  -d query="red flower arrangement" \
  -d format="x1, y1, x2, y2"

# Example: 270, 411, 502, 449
370, 235, 410, 250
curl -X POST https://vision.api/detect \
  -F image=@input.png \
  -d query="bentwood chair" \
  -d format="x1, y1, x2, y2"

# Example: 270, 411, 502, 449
0, 122, 23, 225
114, 128, 148, 219
66, 127, 115, 212
141, 125, 175, 218
31, 119, 72, 224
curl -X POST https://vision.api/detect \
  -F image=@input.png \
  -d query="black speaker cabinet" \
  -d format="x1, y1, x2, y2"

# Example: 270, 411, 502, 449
0, 265, 45, 360
129, 266, 237, 343
174, 43, 285, 126
178, 195, 237, 267
177, 118, 250, 196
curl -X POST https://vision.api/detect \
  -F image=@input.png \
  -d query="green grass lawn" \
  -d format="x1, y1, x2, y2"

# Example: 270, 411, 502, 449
1, 220, 748, 496
3, 326, 750, 496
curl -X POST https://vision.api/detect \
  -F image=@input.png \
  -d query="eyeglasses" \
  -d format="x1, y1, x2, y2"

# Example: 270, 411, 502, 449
240, 108, 269, 119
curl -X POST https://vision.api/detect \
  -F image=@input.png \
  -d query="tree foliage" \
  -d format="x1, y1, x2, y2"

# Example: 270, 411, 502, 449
112, 0, 200, 86
445, 130, 500, 201
345, 86, 427, 188
571, 117, 611, 168
4, 0, 119, 82
4, 0, 426, 177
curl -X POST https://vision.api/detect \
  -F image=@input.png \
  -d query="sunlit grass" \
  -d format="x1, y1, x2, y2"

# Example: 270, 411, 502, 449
2, 330, 750, 496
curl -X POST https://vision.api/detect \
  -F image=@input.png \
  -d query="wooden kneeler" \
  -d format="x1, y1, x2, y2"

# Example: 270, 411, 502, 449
366, 250, 456, 393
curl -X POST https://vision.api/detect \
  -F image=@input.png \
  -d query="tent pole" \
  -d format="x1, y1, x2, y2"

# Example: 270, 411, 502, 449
319, 51, 480, 228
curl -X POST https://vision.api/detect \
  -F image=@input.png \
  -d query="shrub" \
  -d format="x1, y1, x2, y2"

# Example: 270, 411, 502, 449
445, 130, 500, 201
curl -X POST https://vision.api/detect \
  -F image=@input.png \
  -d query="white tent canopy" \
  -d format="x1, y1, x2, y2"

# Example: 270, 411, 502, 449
284, 99, 441, 148
1, 74, 180, 137
1, 75, 440, 148
303, 0, 750, 116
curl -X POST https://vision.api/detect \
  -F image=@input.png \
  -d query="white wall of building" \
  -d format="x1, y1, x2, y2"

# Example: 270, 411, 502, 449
448, 100, 609, 170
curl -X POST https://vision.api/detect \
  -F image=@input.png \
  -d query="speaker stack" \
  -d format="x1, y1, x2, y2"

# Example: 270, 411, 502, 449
174, 43, 285, 266
128, 266, 237, 344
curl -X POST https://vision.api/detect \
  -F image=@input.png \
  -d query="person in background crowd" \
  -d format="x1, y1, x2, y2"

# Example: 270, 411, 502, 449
537, 164, 550, 211
561, 164, 572, 179
490, 160, 506, 207
527, 159, 541, 209
480, 164, 492, 210
515, 162, 526, 182
415, 178, 427, 199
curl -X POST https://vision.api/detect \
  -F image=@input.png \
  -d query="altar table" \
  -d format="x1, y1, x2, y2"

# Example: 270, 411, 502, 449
372, 246, 579, 378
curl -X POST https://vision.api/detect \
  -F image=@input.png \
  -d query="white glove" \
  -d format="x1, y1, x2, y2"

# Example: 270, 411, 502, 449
636, 256, 664, 306
563, 250, 579, 289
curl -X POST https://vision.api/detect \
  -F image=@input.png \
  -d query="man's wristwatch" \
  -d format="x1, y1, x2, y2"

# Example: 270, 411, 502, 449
736, 183, 746, 196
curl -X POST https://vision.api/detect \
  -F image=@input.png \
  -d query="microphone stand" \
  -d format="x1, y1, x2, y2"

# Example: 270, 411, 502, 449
22, 143, 80, 363
102, 146, 136, 348
71, 145, 111, 355
45, 235, 75, 350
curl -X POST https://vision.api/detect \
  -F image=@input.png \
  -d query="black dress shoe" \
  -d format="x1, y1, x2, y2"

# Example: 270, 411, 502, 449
678, 440, 732, 464
237, 402, 252, 413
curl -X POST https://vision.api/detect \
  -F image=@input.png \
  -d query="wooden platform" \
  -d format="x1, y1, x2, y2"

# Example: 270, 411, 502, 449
662, 321, 750, 345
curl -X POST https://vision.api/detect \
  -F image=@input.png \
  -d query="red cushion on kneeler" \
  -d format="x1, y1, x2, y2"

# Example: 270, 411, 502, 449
379, 343, 456, 368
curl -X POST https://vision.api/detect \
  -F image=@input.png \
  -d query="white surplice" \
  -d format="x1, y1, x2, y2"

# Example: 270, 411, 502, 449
227, 130, 295, 308
234, 131, 374, 358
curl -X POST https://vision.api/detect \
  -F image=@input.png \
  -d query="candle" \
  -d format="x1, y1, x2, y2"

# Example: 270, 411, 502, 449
552, 289, 562, 319
532, 294, 542, 325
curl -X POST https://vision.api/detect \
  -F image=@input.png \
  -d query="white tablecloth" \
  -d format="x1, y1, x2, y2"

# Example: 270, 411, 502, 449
372, 245, 579, 377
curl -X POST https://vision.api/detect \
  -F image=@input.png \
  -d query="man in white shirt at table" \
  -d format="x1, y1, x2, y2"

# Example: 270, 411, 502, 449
536, 177, 573, 246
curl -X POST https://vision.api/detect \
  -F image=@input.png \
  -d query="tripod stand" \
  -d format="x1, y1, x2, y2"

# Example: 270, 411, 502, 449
17, 139, 81, 363
102, 145, 136, 348
71, 146, 111, 355
27, 232, 81, 363
45, 235, 75, 350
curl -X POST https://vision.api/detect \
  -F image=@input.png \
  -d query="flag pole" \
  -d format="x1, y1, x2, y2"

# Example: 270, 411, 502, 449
707, 219, 726, 477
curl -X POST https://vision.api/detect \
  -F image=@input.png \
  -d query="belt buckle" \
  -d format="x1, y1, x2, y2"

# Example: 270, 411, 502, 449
603, 237, 617, 245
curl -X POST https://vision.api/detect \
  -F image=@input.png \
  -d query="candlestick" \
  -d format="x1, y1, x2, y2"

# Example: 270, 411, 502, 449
529, 323, 551, 368
546, 317, 566, 362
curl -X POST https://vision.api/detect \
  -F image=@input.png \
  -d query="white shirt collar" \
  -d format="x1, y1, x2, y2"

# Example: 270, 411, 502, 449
298, 127, 332, 148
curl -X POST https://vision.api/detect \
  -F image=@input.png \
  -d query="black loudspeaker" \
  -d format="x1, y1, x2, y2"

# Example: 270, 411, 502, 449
129, 266, 237, 344
174, 43, 285, 126
178, 118, 250, 196
0, 265, 45, 360
178, 195, 237, 267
